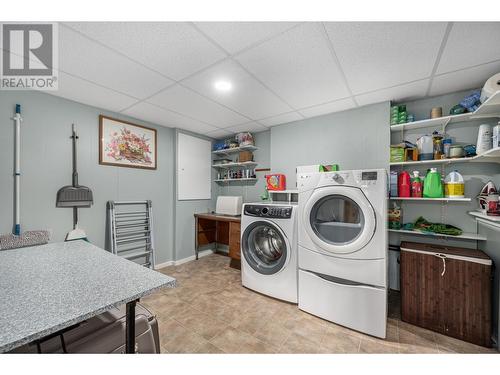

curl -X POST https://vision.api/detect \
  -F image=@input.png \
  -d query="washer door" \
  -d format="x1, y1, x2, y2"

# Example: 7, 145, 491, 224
303, 186, 376, 255
242, 220, 289, 275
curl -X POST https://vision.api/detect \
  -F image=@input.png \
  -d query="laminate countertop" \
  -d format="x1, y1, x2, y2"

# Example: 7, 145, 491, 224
0, 240, 175, 353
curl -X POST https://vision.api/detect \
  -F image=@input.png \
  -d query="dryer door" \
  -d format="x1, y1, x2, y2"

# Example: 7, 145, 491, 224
303, 186, 376, 255
242, 220, 289, 275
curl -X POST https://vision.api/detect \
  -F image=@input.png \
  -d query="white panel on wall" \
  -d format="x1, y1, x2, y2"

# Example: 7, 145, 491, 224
177, 133, 211, 200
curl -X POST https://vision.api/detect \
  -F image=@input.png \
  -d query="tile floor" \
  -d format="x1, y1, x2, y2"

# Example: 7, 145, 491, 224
141, 253, 497, 354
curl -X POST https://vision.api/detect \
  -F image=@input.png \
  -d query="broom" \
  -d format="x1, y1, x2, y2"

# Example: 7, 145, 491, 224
0, 104, 51, 250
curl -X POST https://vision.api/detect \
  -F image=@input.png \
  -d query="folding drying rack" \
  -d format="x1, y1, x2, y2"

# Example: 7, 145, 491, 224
107, 200, 155, 269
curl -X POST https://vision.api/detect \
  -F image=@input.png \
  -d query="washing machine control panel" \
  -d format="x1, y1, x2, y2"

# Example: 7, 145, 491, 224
244, 205, 292, 219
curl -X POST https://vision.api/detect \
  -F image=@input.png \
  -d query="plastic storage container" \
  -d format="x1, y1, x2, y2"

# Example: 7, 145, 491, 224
444, 171, 465, 198
398, 171, 411, 197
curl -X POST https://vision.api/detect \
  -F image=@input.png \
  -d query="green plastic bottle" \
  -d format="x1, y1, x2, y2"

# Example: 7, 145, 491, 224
423, 168, 443, 198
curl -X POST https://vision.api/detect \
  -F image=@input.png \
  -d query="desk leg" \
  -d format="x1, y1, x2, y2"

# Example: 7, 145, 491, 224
195, 216, 199, 260
125, 300, 137, 354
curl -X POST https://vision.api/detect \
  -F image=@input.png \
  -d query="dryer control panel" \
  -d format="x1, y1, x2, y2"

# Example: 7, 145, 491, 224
244, 205, 292, 219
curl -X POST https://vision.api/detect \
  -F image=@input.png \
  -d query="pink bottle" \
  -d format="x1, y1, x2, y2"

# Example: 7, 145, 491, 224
398, 171, 411, 197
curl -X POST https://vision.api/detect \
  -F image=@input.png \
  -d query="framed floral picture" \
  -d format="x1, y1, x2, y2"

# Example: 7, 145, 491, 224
99, 115, 157, 170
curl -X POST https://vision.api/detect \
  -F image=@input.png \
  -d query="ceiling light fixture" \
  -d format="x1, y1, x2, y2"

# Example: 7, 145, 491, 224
214, 80, 232, 92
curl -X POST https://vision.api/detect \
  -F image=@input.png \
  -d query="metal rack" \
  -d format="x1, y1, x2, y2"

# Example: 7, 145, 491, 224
107, 200, 155, 269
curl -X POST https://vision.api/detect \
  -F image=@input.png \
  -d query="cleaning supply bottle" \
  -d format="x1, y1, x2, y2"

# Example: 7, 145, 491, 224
423, 168, 443, 198
411, 171, 422, 198
398, 171, 411, 197
444, 170, 465, 198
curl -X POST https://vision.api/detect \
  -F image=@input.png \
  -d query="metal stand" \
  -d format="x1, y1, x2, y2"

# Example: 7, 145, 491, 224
108, 200, 156, 269
125, 300, 137, 354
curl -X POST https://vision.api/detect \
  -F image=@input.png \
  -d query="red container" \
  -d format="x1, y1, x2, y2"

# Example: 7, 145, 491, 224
266, 174, 286, 191
398, 171, 411, 197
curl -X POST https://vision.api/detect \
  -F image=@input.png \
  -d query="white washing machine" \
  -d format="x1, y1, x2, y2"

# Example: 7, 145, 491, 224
241, 202, 298, 303
297, 169, 388, 338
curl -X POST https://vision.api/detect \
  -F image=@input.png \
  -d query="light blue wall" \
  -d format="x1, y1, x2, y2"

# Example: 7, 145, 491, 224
270, 102, 390, 188
0, 90, 175, 264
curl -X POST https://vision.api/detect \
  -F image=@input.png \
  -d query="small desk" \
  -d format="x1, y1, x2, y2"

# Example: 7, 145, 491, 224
0, 240, 176, 353
194, 213, 241, 264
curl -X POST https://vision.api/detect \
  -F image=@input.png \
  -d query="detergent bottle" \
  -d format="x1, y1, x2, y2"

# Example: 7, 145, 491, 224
411, 171, 422, 198
444, 170, 465, 198
423, 168, 443, 198
398, 171, 411, 197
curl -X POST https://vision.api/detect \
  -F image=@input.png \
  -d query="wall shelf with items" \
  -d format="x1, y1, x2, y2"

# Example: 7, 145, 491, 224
214, 178, 258, 183
388, 93, 500, 244
389, 197, 471, 202
212, 161, 258, 169
390, 147, 500, 167
212, 145, 258, 155
468, 210, 500, 223
390, 113, 474, 132
388, 229, 486, 241
390, 157, 474, 167
470, 90, 500, 118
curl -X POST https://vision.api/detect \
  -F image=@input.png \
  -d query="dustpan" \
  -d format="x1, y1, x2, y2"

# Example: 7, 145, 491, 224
56, 124, 93, 207
56, 124, 93, 241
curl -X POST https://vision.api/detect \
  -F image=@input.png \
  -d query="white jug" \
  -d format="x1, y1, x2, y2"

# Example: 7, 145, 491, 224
476, 124, 493, 155
416, 135, 433, 160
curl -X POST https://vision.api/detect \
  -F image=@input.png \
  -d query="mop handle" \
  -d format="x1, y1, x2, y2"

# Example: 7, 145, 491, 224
13, 104, 22, 235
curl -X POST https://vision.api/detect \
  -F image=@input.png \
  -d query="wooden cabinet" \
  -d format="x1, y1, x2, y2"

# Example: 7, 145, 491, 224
228, 222, 241, 260
194, 213, 241, 266
400, 241, 492, 347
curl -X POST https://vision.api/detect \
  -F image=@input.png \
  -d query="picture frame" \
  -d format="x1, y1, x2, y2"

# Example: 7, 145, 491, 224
99, 115, 157, 170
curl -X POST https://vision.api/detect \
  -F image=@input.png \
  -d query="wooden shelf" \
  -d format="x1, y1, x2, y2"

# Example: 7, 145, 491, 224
214, 178, 257, 183
212, 145, 258, 155
471, 90, 500, 118
389, 229, 486, 241
212, 161, 257, 169
389, 197, 471, 202
390, 113, 474, 132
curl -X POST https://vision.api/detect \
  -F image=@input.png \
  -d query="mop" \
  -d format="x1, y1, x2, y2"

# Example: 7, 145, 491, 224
0, 105, 51, 250
56, 124, 93, 241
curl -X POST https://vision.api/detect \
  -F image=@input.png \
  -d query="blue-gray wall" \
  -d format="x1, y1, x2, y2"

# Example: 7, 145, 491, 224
0, 90, 175, 265
270, 102, 390, 188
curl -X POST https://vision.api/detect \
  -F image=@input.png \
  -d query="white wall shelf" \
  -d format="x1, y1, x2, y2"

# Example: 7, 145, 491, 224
212, 145, 258, 155
212, 161, 257, 169
214, 178, 258, 183
390, 148, 500, 166
468, 211, 500, 223
390, 157, 475, 166
471, 90, 500, 118
390, 113, 473, 132
389, 197, 471, 202
388, 229, 486, 241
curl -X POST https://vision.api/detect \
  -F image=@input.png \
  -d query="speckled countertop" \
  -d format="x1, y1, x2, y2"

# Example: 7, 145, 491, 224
0, 240, 176, 353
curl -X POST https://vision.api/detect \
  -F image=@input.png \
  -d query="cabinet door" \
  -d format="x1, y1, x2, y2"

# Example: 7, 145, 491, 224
228, 222, 241, 260
441, 257, 491, 347
401, 250, 444, 332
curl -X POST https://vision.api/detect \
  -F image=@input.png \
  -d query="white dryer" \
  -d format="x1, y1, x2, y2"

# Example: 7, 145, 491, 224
241, 202, 298, 303
297, 169, 388, 338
